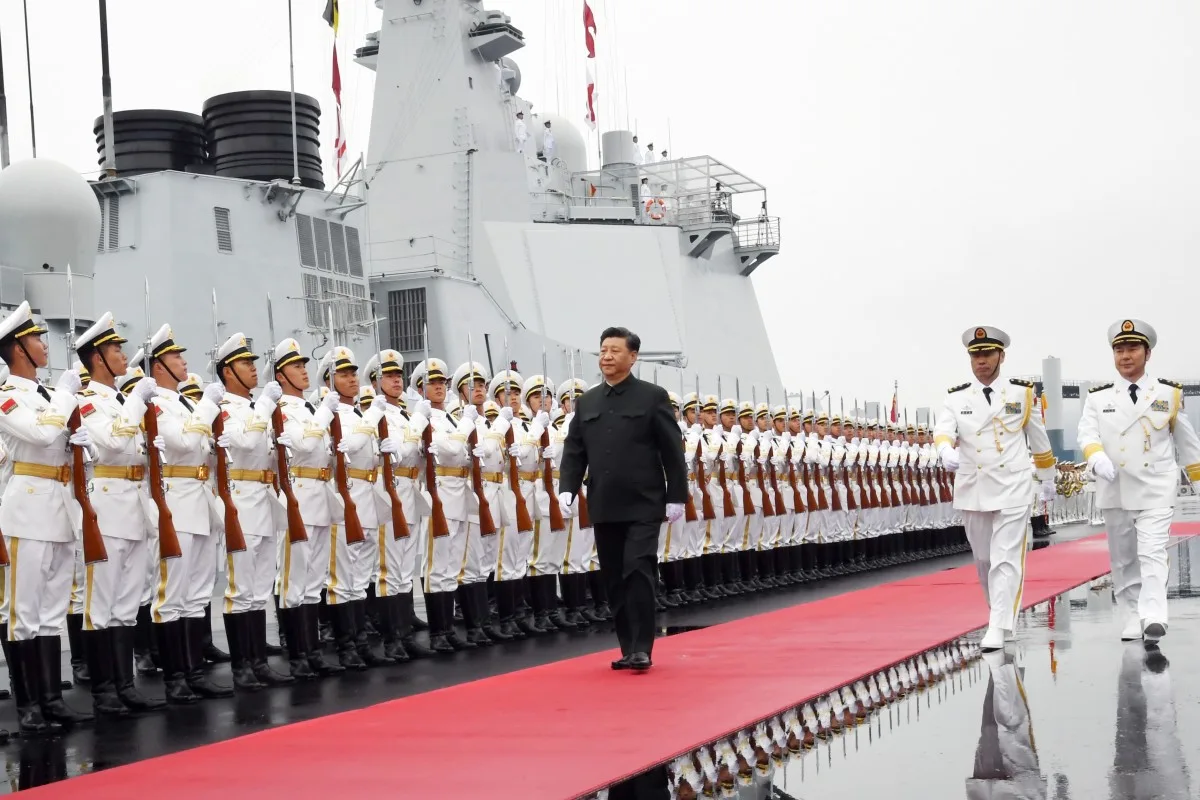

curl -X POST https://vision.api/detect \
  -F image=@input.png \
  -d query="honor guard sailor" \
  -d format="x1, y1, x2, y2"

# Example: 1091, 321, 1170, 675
934, 327, 1057, 651
272, 338, 343, 679
211, 333, 294, 689
73, 312, 167, 715
145, 324, 234, 701
1076, 319, 1200, 643
0, 302, 94, 733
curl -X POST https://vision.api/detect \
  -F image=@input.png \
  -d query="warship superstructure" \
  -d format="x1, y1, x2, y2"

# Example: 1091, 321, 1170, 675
0, 0, 784, 393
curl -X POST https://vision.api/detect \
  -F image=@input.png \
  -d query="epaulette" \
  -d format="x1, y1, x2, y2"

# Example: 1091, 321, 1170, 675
1009, 378, 1033, 388
79, 389, 96, 397
1158, 378, 1183, 390
0, 384, 13, 393
1089, 383, 1112, 394
948, 383, 969, 394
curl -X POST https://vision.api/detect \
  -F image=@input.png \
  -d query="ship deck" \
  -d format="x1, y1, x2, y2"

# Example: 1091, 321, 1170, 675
2, 522, 1197, 797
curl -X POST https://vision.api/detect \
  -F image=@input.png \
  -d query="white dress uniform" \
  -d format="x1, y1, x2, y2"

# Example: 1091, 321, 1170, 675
272, 337, 344, 678
1076, 319, 1200, 643
935, 326, 1056, 650
72, 314, 167, 714
0, 302, 97, 730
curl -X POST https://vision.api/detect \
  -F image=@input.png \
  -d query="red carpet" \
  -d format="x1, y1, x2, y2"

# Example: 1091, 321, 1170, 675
22, 531, 1172, 799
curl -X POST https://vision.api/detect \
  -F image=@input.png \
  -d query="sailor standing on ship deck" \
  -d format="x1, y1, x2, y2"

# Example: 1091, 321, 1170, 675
934, 327, 1057, 651
1076, 319, 1200, 644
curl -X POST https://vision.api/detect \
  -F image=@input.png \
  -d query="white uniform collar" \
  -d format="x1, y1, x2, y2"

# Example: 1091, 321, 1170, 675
1116, 373, 1149, 394
972, 378, 1000, 393
8, 374, 40, 391
224, 393, 251, 407
88, 381, 116, 399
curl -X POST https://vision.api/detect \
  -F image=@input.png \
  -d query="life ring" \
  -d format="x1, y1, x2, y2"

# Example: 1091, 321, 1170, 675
645, 197, 666, 220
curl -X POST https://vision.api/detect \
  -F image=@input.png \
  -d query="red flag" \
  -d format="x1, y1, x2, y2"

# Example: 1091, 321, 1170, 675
583, 1, 597, 130
889, 392, 898, 423
583, 1, 597, 57
332, 46, 346, 177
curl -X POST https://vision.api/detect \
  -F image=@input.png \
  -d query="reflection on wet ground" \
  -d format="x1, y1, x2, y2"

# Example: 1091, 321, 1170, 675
598, 535, 1200, 800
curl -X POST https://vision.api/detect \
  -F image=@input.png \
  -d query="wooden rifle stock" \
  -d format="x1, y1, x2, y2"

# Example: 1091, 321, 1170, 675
380, 416, 413, 539
70, 407, 108, 565
144, 402, 182, 560
694, 435, 716, 521
423, 418, 450, 538
786, 444, 806, 513
842, 454, 858, 512
329, 412, 366, 545
805, 460, 828, 512
682, 435, 699, 523
506, 425, 534, 533
827, 462, 843, 512
735, 439, 756, 516
541, 425, 565, 532
715, 437, 736, 518
467, 421, 496, 536
271, 407, 308, 544
753, 437, 776, 517
577, 483, 592, 529
211, 412, 247, 554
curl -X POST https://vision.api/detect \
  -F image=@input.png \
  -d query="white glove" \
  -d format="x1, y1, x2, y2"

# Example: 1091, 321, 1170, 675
558, 491, 575, 517
1088, 451, 1116, 481
564, 411, 575, 428
665, 502, 685, 523
471, 445, 487, 459
508, 443, 522, 458
741, 450, 756, 466
275, 432, 295, 450
780, 431, 792, 446
321, 391, 340, 412
690, 423, 702, 437
216, 433, 231, 449
336, 439, 353, 454
427, 442, 440, 460
152, 434, 166, 456
202, 382, 225, 407
56, 369, 83, 396
534, 410, 550, 430
68, 428, 93, 451
461, 404, 479, 422
939, 445, 960, 472
380, 438, 399, 455
499, 406, 514, 421
414, 399, 432, 419
1039, 480, 1057, 503
260, 381, 283, 403
133, 377, 159, 403
371, 394, 388, 412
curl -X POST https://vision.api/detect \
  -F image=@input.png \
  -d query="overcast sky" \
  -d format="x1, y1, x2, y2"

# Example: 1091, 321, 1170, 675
2, 0, 1198, 412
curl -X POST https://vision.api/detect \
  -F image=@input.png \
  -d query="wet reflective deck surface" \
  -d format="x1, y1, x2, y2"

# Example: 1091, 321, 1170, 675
0, 522, 1175, 795
651, 535, 1200, 800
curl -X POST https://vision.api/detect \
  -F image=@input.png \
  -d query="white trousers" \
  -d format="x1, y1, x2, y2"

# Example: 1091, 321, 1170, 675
5, 538, 74, 640
378, 520, 422, 596
141, 530, 160, 606
460, 522, 494, 584
721, 507, 744, 554
742, 510, 763, 552
1103, 507, 1173, 628
423, 518, 470, 594
679, 518, 705, 560
658, 520, 678, 562
759, 513, 782, 551
85, 536, 149, 629
562, 520, 595, 575
153, 531, 219, 623
327, 523, 371, 605
530, 518, 569, 577
69, 536, 85, 616
224, 534, 277, 614
962, 507, 1030, 632
276, 525, 331, 608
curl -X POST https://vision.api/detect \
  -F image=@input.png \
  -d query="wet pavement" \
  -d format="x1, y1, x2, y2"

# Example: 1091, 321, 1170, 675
0, 522, 1116, 793
645, 534, 1200, 800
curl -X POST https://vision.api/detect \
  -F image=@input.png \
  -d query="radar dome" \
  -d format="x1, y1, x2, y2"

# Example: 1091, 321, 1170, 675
0, 159, 101, 278
533, 114, 588, 175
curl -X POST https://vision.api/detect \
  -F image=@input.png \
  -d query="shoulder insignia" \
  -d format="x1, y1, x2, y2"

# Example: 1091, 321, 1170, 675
1089, 383, 1113, 393
219, 399, 230, 405
948, 383, 969, 394
1158, 378, 1183, 390
0, 384, 13, 393
80, 403, 96, 418
1009, 378, 1033, 388
79, 389, 96, 397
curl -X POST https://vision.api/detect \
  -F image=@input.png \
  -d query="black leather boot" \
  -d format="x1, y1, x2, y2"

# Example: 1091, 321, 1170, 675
459, 585, 492, 646
544, 576, 579, 630
495, 580, 524, 639
66, 613, 89, 686
424, 592, 456, 655
332, 602, 367, 670
280, 608, 317, 681
224, 613, 265, 692
249, 610, 295, 685
300, 604, 344, 676
83, 629, 129, 717
200, 604, 230, 665
10, 640, 62, 735
184, 617, 234, 698
110, 626, 166, 711
440, 592, 475, 649
37, 636, 92, 724
266, 598, 284, 655
154, 621, 199, 704
353, 600, 393, 665
378, 595, 411, 663
475, 583, 511, 641
397, 592, 437, 657
133, 604, 160, 675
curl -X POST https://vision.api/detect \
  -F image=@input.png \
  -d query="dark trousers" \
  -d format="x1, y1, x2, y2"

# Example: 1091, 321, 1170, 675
594, 520, 659, 657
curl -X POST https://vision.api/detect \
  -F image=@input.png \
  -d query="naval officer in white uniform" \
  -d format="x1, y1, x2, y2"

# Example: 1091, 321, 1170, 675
934, 327, 1057, 651
1076, 319, 1200, 643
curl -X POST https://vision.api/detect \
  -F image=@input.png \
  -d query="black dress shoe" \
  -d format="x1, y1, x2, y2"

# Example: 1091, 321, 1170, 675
611, 655, 630, 670
627, 652, 652, 671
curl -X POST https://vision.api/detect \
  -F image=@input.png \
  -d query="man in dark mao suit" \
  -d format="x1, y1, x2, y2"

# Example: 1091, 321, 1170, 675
558, 327, 688, 672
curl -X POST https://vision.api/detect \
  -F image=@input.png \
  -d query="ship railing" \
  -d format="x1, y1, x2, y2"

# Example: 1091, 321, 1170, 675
530, 191, 635, 222
366, 234, 470, 277
732, 217, 780, 251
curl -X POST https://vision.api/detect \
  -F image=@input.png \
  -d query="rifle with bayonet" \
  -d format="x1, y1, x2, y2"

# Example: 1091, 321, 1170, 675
503, 340, 533, 534
693, 376, 716, 522
143, 280, 183, 561
326, 308, 365, 545
464, 334, 496, 537
782, 388, 806, 515
751, 386, 775, 518
541, 347, 565, 533
265, 294, 307, 544
765, 386, 787, 518
371, 316, 411, 540
67, 264, 107, 565
840, 398, 857, 513
680, 370, 698, 524
715, 377, 736, 518
421, 324, 450, 539
210, 291, 247, 554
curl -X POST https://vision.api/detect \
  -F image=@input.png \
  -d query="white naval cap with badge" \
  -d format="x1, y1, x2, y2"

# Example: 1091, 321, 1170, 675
962, 325, 1010, 353
1108, 318, 1156, 349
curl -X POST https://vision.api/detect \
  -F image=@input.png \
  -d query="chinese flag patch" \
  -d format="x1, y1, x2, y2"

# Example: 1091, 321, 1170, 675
80, 403, 96, 417
155, 406, 164, 416
0, 398, 16, 415
220, 410, 230, 421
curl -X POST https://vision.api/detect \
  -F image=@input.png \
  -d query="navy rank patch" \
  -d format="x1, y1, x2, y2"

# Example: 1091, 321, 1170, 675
80, 403, 96, 418
1009, 378, 1033, 388
1089, 383, 1113, 393
1004, 402, 1022, 414
948, 383, 969, 394
1158, 378, 1183, 390
1151, 399, 1170, 412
